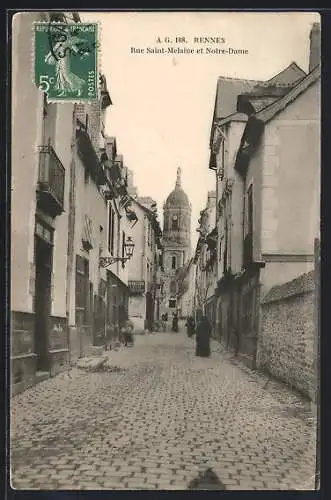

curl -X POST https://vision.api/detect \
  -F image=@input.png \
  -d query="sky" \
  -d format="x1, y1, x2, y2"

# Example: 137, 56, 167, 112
80, 11, 319, 249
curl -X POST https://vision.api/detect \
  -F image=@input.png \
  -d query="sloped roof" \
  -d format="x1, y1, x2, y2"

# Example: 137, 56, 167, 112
234, 66, 320, 178
237, 63, 307, 115
138, 196, 157, 207
132, 196, 158, 220
262, 270, 315, 304
264, 62, 306, 86
209, 77, 262, 144
255, 64, 320, 123
212, 77, 262, 122
248, 97, 280, 113
215, 112, 248, 127
210, 63, 307, 145
131, 196, 162, 240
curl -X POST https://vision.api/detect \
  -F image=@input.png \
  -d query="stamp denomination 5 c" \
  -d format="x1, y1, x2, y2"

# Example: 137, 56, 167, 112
34, 22, 99, 101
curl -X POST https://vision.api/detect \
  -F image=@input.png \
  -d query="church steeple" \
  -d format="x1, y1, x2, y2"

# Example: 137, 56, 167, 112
175, 167, 182, 189
162, 166, 191, 317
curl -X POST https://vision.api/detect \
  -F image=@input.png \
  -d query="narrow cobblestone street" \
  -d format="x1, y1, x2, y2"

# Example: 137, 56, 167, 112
11, 330, 316, 490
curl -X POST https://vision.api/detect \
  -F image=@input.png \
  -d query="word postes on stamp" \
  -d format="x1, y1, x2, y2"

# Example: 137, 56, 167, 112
34, 22, 99, 101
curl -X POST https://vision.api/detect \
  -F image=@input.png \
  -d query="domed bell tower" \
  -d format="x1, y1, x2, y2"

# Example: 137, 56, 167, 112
162, 168, 191, 316
163, 167, 191, 250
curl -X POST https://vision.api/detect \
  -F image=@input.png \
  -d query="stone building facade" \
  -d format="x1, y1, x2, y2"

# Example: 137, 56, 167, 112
11, 12, 77, 395
176, 257, 195, 319
161, 168, 191, 318
67, 112, 134, 361
125, 191, 162, 333
11, 11, 146, 394
193, 192, 217, 328
206, 23, 320, 369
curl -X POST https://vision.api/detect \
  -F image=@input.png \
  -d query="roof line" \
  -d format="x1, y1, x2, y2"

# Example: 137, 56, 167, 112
217, 76, 263, 84
215, 112, 249, 126
130, 196, 162, 233
131, 195, 154, 216
255, 65, 320, 123
265, 61, 306, 82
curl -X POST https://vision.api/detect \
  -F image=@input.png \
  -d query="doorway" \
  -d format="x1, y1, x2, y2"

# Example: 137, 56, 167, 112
34, 236, 53, 372
145, 292, 154, 331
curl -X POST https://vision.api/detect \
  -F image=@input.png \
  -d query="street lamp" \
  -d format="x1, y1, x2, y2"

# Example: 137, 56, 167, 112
99, 236, 135, 268
124, 236, 135, 259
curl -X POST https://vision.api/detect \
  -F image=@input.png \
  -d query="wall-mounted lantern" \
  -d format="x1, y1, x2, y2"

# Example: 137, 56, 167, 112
99, 236, 135, 268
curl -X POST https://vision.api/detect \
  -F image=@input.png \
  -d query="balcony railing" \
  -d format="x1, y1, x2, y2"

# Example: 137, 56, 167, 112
243, 232, 253, 268
37, 145, 65, 217
128, 280, 145, 295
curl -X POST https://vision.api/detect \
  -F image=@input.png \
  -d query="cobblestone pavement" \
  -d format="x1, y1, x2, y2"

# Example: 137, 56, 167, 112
10, 331, 317, 491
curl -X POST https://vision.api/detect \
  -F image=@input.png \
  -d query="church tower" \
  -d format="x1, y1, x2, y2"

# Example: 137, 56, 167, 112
161, 168, 191, 316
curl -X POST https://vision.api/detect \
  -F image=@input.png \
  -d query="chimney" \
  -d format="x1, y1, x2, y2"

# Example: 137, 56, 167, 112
309, 22, 321, 72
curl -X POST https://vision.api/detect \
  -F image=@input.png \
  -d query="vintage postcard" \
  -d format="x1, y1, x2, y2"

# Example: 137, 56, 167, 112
10, 10, 320, 491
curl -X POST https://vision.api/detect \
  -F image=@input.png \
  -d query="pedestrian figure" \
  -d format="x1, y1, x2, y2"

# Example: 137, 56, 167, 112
185, 315, 195, 337
164, 312, 168, 331
121, 319, 134, 347
172, 312, 179, 333
195, 313, 211, 357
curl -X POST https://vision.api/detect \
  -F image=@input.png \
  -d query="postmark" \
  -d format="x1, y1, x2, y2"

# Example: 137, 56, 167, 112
34, 21, 99, 101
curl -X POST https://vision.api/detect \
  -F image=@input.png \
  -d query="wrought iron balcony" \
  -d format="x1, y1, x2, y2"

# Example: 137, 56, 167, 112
37, 145, 65, 217
128, 280, 145, 295
243, 232, 253, 268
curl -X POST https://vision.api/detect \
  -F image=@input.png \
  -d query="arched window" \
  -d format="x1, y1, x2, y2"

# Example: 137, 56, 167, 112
171, 255, 177, 269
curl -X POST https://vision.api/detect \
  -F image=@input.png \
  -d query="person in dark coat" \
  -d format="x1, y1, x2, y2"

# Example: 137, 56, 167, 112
185, 316, 195, 337
163, 312, 168, 332
121, 319, 134, 347
195, 314, 211, 357
172, 312, 179, 332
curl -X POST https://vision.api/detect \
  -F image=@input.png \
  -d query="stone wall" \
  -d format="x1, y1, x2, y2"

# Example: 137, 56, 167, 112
257, 271, 317, 400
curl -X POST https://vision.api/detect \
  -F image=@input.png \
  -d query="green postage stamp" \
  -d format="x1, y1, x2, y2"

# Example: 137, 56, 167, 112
34, 22, 99, 101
